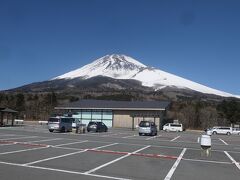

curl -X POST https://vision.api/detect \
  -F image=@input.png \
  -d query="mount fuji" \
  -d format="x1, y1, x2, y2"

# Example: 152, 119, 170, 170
52, 54, 239, 98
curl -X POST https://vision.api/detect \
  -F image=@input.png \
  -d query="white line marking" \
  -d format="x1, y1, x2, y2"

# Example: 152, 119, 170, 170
101, 133, 120, 137
23, 143, 118, 166
224, 151, 240, 170
52, 146, 84, 151
170, 136, 181, 142
183, 158, 232, 165
219, 138, 229, 145
0, 136, 38, 141
0, 161, 131, 180
84, 145, 151, 174
54, 140, 89, 147
146, 135, 162, 140
23, 149, 88, 166
93, 143, 119, 150
0, 146, 49, 155
0, 134, 19, 137
28, 138, 62, 143
164, 148, 187, 180
146, 136, 157, 140
122, 135, 137, 138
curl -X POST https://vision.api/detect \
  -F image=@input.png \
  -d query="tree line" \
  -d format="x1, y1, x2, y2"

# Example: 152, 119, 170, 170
0, 92, 239, 129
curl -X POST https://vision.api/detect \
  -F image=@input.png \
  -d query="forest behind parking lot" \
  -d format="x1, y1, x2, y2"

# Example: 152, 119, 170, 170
1, 91, 240, 130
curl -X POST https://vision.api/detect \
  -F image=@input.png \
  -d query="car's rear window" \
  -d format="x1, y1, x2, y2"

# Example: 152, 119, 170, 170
139, 121, 150, 127
48, 118, 59, 122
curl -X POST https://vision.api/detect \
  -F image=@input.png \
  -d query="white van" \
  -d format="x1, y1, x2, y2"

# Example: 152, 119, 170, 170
163, 123, 183, 132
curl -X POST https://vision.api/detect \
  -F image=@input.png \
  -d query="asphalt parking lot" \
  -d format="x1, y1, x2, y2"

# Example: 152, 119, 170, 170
0, 125, 240, 180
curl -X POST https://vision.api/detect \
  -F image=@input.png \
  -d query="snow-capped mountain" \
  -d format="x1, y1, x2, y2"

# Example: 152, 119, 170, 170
53, 54, 239, 98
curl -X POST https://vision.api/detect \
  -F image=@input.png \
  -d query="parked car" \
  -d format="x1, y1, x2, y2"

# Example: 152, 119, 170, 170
48, 116, 73, 132
232, 128, 240, 135
207, 126, 232, 135
138, 121, 157, 136
87, 121, 108, 132
163, 123, 183, 132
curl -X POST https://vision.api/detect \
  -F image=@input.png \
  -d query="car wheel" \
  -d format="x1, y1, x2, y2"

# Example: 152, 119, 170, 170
227, 132, 231, 135
139, 133, 142, 136
238, 133, 240, 135
212, 131, 217, 135
49, 129, 54, 132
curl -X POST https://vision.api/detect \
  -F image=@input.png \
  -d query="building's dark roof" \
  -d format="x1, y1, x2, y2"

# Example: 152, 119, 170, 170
0, 108, 18, 113
56, 99, 170, 111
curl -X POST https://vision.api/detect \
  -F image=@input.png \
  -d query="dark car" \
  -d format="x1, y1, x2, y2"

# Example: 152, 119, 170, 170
87, 121, 108, 132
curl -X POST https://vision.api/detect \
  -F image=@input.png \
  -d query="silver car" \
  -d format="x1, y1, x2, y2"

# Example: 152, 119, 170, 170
48, 117, 73, 132
232, 128, 240, 135
138, 121, 157, 136
207, 126, 232, 135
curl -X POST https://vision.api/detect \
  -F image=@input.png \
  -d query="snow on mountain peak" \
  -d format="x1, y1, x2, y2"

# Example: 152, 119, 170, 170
53, 54, 239, 98
54, 54, 146, 80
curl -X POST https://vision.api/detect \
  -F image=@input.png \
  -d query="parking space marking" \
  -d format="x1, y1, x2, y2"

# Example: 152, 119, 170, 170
183, 158, 232, 165
84, 145, 151, 174
170, 136, 181, 142
23, 149, 88, 166
219, 138, 229, 145
145, 135, 162, 140
164, 148, 187, 180
93, 143, 119, 150
224, 151, 240, 170
0, 136, 38, 141
28, 138, 63, 143
0, 146, 49, 155
23, 143, 118, 166
101, 133, 120, 137
0, 134, 20, 137
0, 161, 131, 180
122, 134, 137, 138
53, 140, 89, 147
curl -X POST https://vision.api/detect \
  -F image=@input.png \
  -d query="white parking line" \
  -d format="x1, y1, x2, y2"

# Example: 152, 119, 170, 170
28, 138, 62, 143
101, 133, 120, 137
224, 151, 240, 170
0, 134, 20, 137
122, 134, 137, 138
164, 148, 187, 180
93, 143, 119, 150
23, 149, 88, 166
183, 158, 232, 165
170, 136, 181, 142
23, 143, 118, 166
0, 146, 49, 155
53, 140, 89, 147
0, 136, 38, 141
146, 135, 162, 140
0, 161, 131, 180
84, 145, 151, 174
219, 138, 229, 145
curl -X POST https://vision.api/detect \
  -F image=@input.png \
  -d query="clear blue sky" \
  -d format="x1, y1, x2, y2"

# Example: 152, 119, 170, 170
1, 0, 240, 95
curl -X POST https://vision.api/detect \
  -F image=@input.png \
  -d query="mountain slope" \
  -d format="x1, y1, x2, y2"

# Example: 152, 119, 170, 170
53, 54, 239, 98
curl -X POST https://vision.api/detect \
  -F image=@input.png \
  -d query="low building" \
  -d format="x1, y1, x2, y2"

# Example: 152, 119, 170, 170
0, 108, 18, 126
55, 99, 170, 130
